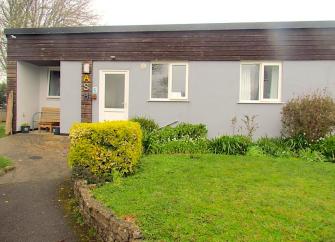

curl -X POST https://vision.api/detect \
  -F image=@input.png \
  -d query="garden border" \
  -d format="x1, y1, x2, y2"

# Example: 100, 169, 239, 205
74, 180, 143, 242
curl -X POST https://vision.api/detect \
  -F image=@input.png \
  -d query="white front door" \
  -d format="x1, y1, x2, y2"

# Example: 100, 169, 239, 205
99, 70, 129, 121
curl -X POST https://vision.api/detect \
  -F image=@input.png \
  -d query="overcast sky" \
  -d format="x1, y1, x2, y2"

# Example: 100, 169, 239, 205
93, 0, 335, 25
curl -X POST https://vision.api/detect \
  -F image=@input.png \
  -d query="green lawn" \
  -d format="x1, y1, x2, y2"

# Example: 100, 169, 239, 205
0, 122, 6, 138
0, 156, 11, 169
93, 155, 335, 241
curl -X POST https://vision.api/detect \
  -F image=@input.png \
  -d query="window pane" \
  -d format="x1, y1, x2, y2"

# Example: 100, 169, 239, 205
151, 64, 168, 98
48, 70, 60, 96
241, 64, 259, 100
171, 65, 187, 98
263, 65, 279, 99
105, 73, 125, 109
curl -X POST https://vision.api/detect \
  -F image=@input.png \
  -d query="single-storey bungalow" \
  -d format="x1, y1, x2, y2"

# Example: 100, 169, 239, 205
4, 21, 335, 137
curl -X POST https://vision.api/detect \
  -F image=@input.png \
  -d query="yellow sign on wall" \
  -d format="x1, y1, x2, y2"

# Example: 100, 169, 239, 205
83, 74, 91, 83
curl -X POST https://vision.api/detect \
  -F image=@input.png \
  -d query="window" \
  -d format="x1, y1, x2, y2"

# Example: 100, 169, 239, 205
48, 69, 60, 97
240, 62, 281, 102
150, 63, 188, 100
105, 73, 125, 109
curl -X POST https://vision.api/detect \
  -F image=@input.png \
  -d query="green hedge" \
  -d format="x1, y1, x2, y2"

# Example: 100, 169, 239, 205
68, 121, 142, 178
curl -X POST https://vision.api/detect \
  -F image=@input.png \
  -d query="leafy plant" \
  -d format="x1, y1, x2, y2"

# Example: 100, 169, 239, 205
131, 116, 159, 133
298, 148, 326, 162
131, 116, 159, 153
312, 136, 335, 162
281, 91, 335, 143
209, 135, 251, 155
174, 123, 208, 139
145, 123, 208, 154
68, 121, 142, 178
147, 138, 209, 155
256, 137, 293, 157
284, 134, 310, 151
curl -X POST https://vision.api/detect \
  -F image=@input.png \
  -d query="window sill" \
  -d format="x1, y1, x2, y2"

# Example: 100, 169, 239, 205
147, 99, 189, 102
238, 101, 284, 104
47, 96, 60, 99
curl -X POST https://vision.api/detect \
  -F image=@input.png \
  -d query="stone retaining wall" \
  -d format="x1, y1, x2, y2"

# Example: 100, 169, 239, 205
74, 180, 143, 242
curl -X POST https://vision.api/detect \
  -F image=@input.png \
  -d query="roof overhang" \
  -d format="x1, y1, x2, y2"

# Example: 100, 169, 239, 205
4, 20, 335, 36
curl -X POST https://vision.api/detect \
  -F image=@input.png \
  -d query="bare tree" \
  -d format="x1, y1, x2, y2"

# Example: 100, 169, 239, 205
0, 0, 99, 74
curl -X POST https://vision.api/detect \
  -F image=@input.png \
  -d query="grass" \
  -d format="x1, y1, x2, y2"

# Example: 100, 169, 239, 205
0, 122, 5, 138
93, 155, 335, 241
0, 122, 10, 170
0, 156, 11, 169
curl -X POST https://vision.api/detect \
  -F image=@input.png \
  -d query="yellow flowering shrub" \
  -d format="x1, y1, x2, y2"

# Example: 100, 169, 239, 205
68, 121, 142, 177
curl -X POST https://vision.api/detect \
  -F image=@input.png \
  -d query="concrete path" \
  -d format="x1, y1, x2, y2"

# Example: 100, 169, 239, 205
0, 133, 77, 242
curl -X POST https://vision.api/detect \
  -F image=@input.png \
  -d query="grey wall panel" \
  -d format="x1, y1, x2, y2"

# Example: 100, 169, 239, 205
60, 61, 81, 133
16, 61, 40, 130
92, 61, 335, 138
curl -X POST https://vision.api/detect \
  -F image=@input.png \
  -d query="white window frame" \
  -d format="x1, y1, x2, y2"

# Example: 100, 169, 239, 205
47, 67, 60, 99
239, 61, 282, 103
149, 62, 189, 101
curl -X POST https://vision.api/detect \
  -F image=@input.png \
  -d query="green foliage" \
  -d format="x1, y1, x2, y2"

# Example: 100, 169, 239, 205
151, 123, 207, 142
284, 134, 310, 151
312, 136, 335, 162
146, 123, 208, 154
256, 137, 293, 157
68, 121, 142, 178
281, 91, 335, 143
0, 83, 6, 107
0, 122, 5, 138
147, 138, 209, 154
298, 148, 326, 162
131, 116, 159, 133
130, 116, 159, 153
0, 155, 11, 169
209, 135, 251, 155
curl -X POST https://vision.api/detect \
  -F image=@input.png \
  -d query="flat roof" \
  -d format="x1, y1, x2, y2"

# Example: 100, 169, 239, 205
4, 20, 335, 35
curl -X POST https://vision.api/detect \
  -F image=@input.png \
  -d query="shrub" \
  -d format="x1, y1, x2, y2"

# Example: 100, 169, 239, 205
147, 138, 209, 154
174, 123, 208, 139
145, 123, 208, 154
209, 135, 251, 155
68, 121, 142, 178
131, 116, 159, 133
298, 148, 326, 162
256, 137, 293, 157
131, 116, 159, 153
284, 134, 310, 151
281, 91, 335, 143
312, 136, 335, 162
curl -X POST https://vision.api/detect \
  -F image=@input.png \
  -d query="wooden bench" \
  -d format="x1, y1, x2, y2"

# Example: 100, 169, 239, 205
38, 107, 60, 132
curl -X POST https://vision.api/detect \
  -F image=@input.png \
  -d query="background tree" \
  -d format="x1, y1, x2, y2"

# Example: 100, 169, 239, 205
0, 82, 6, 107
0, 0, 99, 76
